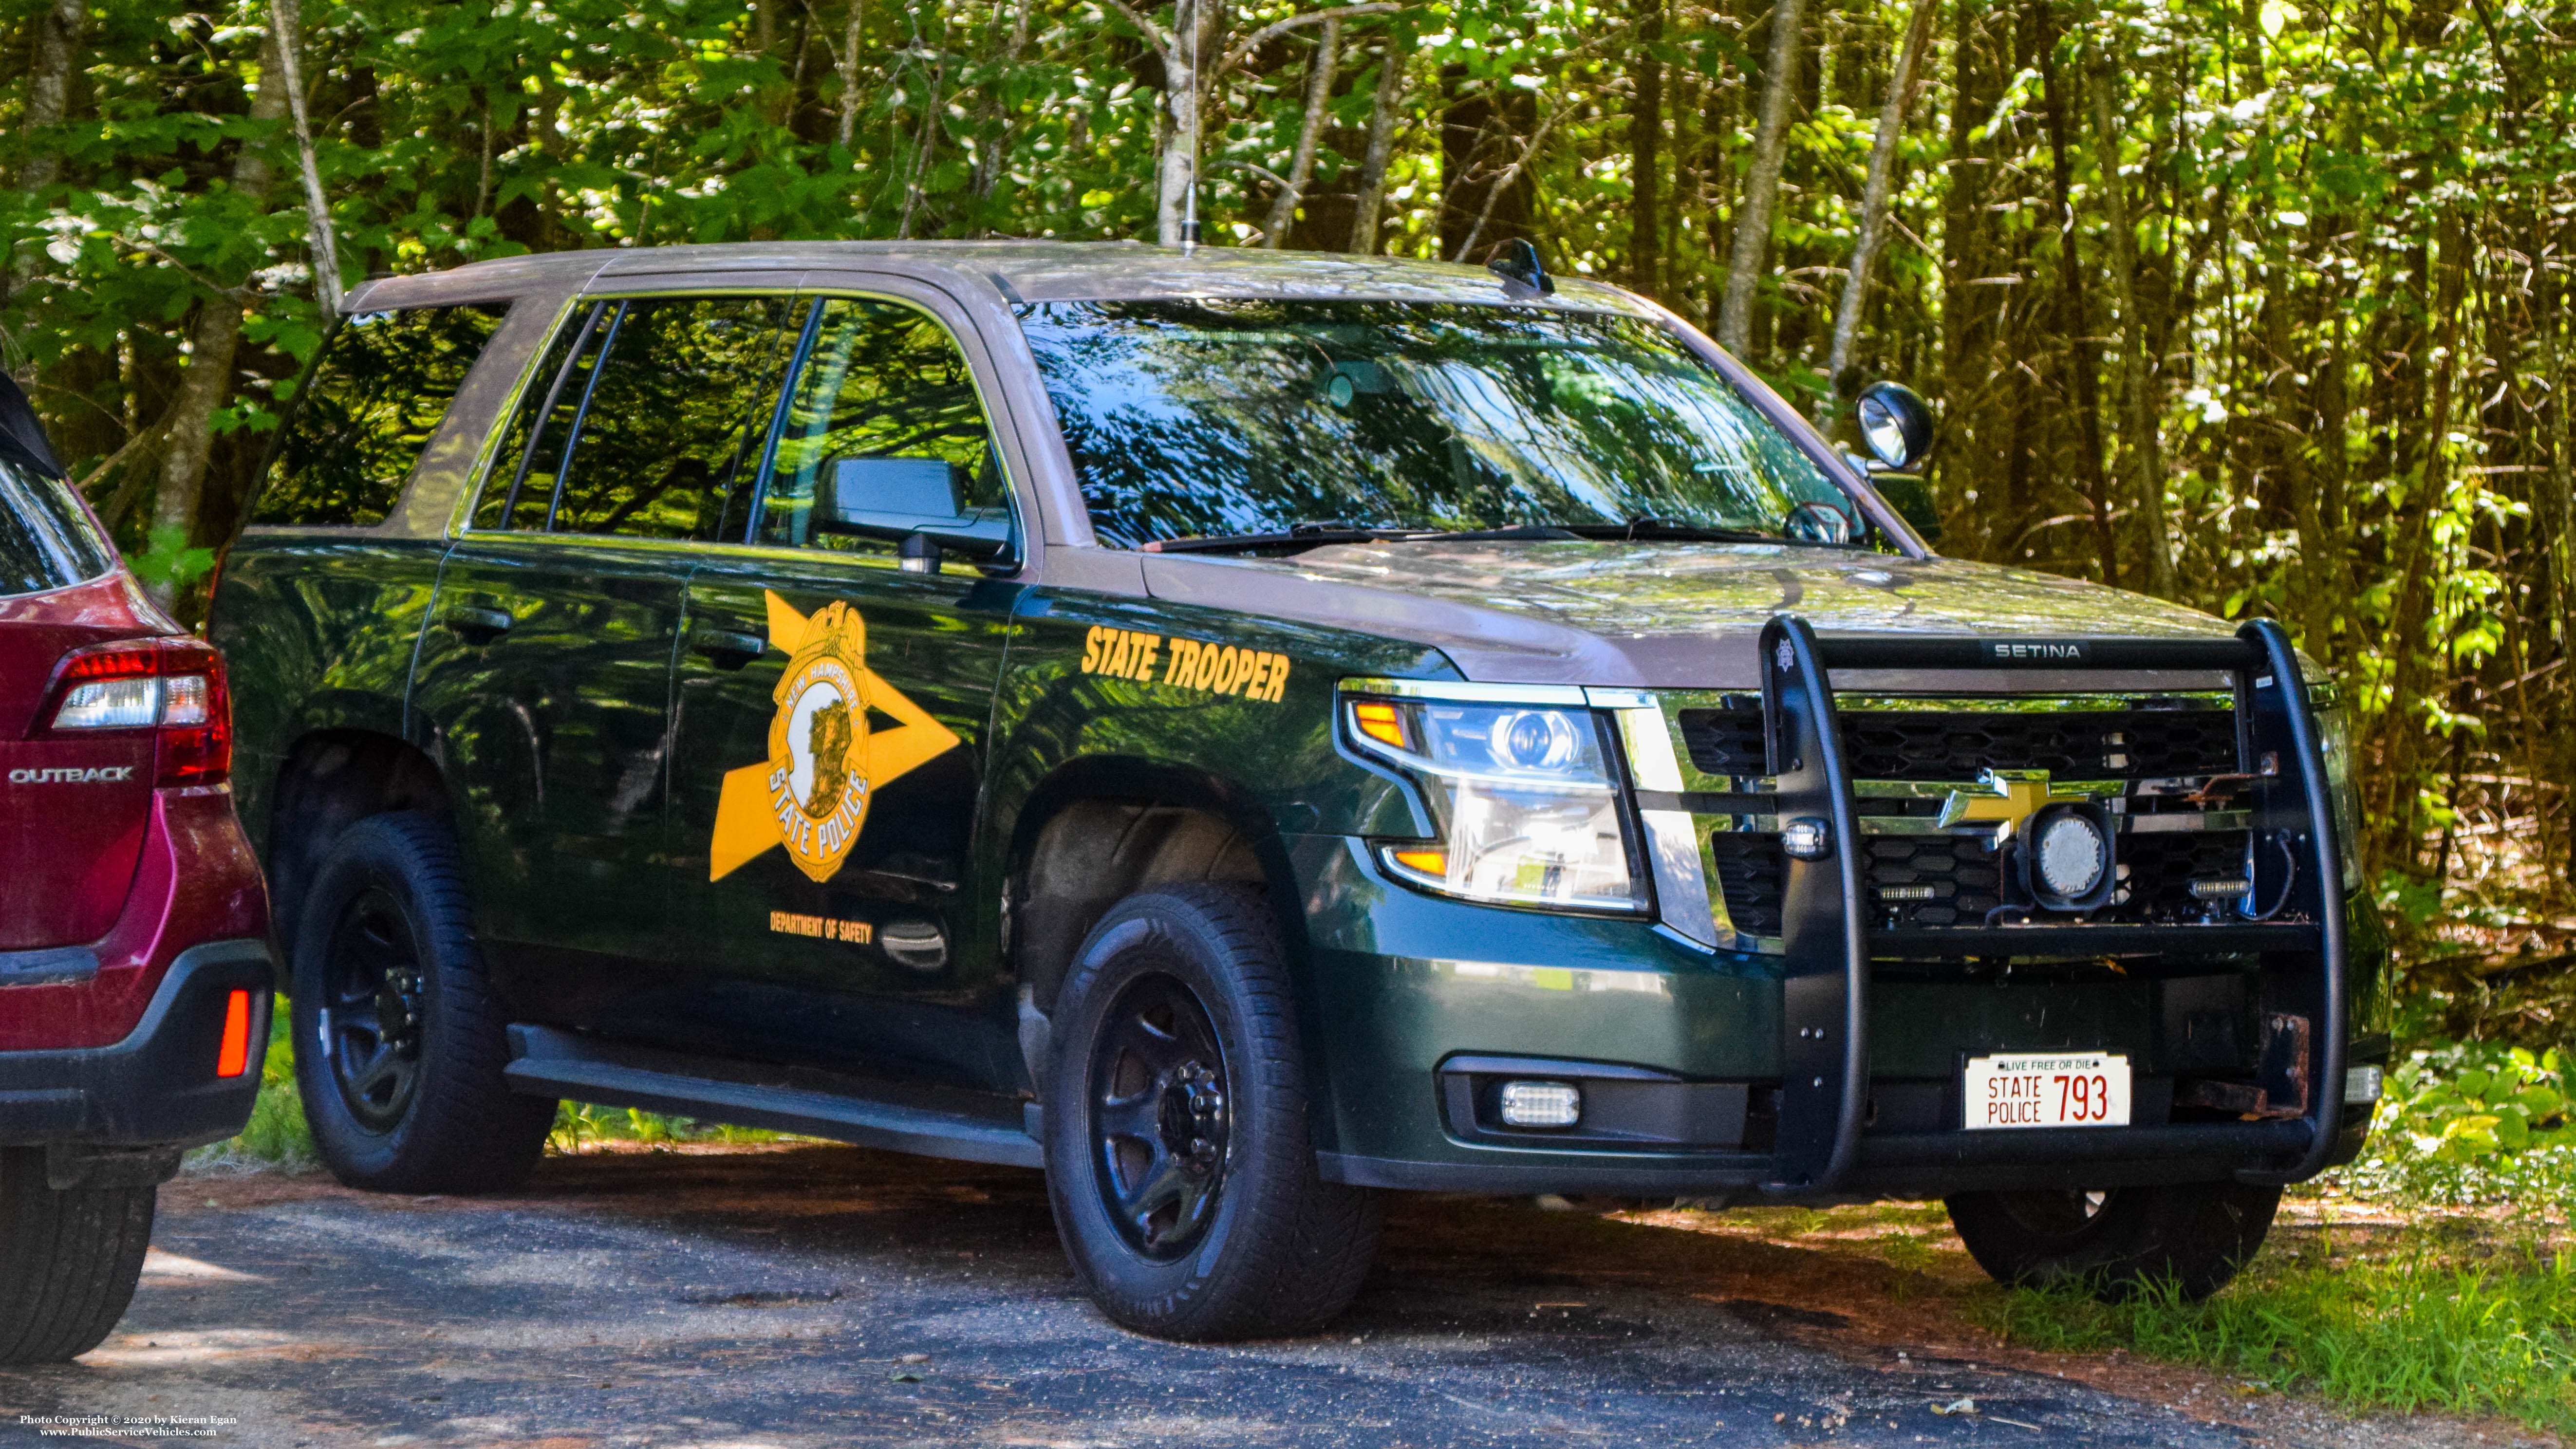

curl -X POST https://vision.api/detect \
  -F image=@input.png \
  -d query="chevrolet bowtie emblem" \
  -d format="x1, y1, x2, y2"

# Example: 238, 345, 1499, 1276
1936, 769, 2100, 840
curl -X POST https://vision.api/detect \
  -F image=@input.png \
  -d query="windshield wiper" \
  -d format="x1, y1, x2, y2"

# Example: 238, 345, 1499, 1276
1144, 522, 1581, 554
1551, 517, 1780, 544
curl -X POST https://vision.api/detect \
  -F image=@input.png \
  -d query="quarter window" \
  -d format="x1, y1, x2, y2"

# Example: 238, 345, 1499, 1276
254, 304, 507, 528
476, 296, 792, 539
755, 298, 1009, 554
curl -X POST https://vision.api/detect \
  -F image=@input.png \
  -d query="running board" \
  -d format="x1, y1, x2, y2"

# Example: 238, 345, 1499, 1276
504, 1025, 1043, 1170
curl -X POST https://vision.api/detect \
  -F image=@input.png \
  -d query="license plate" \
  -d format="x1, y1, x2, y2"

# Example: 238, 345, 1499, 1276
1964, 1052, 2131, 1129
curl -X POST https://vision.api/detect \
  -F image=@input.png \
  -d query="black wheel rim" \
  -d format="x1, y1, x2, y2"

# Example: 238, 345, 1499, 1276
1087, 972, 1232, 1263
322, 884, 427, 1133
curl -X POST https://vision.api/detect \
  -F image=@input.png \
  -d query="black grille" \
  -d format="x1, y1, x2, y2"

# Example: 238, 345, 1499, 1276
1863, 829, 2253, 930
1678, 708, 1767, 778
1678, 705, 2238, 781
1711, 833, 1784, 937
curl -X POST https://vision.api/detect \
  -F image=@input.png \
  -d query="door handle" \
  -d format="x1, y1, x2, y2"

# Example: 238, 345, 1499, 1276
690, 625, 767, 668
439, 604, 514, 641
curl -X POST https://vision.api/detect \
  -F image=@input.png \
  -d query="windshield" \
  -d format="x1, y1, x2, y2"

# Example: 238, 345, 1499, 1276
0, 459, 116, 597
1017, 300, 1849, 549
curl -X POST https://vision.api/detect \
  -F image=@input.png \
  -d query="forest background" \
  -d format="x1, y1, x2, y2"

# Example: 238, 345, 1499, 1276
0, 0, 2572, 1025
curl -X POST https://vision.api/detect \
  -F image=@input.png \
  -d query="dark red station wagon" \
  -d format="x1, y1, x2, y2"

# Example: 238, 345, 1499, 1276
0, 379, 270, 1364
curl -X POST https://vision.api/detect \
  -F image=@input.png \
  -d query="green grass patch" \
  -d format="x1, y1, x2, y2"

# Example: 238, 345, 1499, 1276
545, 1100, 795, 1151
1966, 1232, 2576, 1433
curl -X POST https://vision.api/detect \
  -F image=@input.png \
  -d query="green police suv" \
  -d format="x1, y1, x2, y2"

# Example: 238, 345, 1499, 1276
209, 242, 2384, 1340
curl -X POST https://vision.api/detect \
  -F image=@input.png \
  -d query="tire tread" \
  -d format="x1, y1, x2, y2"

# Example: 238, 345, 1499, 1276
0, 1148, 155, 1364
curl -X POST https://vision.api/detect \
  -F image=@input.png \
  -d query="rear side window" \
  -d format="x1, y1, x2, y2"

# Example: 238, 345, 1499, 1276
0, 460, 115, 596
474, 296, 791, 539
251, 304, 508, 527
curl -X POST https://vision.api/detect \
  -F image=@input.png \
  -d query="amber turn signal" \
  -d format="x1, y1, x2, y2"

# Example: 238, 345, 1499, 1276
1350, 701, 1407, 750
216, 989, 253, 1078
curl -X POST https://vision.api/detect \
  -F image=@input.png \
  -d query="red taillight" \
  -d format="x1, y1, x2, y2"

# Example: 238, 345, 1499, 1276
40, 637, 233, 787
215, 989, 253, 1077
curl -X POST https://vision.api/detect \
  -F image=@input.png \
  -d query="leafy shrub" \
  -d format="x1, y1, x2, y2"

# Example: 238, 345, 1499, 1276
2325, 1040, 2576, 1209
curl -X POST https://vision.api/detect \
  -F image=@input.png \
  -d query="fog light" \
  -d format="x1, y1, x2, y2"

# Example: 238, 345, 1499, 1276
1781, 817, 1832, 861
2344, 1064, 2384, 1105
1498, 1080, 1582, 1129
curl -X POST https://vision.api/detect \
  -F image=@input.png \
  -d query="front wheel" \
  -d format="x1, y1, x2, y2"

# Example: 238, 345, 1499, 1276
1946, 1180, 2280, 1300
1043, 884, 1382, 1341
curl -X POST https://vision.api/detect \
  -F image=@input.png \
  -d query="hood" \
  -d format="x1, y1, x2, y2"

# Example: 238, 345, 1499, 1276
1140, 540, 2243, 692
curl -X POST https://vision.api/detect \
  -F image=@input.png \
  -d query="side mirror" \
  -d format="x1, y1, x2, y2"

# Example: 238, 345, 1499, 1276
1784, 500, 1857, 545
815, 456, 1015, 565
1855, 381, 1934, 472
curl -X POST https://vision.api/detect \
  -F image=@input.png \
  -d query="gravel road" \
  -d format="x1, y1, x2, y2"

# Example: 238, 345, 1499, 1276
0, 1144, 2532, 1448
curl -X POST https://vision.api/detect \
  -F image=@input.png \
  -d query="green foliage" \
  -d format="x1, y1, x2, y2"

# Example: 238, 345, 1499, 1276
122, 524, 215, 591
1968, 1240, 2576, 1434
2326, 1040, 2576, 1209
546, 1099, 792, 1152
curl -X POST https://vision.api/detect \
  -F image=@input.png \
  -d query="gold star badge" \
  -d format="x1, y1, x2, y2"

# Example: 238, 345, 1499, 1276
707, 591, 961, 883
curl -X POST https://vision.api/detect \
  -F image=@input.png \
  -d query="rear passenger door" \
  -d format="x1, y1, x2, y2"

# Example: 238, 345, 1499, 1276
409, 294, 792, 1028
656, 290, 1026, 1084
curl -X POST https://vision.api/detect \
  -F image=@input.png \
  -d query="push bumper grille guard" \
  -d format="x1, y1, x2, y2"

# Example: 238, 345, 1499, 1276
1757, 616, 2349, 1194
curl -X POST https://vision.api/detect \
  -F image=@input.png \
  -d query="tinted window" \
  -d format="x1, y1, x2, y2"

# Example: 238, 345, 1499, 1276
755, 298, 1007, 553
1016, 300, 1843, 549
253, 305, 507, 527
476, 296, 791, 539
0, 461, 115, 596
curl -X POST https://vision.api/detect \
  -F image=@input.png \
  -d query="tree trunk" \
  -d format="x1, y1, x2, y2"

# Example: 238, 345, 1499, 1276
2086, 39, 2175, 597
2377, 209, 2469, 867
839, 0, 867, 148
1823, 0, 1935, 399
1628, 0, 1664, 297
9, 0, 90, 300
1156, 0, 1215, 245
1715, 0, 1810, 355
1346, 39, 1407, 253
147, 26, 290, 605
19, 0, 87, 196
971, 0, 1034, 211
1262, 19, 1341, 247
271, 0, 344, 315
2030, 0, 2114, 583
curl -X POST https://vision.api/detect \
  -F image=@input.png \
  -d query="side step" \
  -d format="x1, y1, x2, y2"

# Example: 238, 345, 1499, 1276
504, 1025, 1044, 1170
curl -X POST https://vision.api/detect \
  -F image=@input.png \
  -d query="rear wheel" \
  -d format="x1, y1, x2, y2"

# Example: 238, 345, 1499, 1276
291, 812, 554, 1193
1044, 884, 1381, 1340
0, 1148, 155, 1364
1945, 1181, 2280, 1300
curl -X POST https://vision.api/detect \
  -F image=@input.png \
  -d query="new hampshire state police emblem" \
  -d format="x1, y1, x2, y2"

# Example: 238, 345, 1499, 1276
708, 592, 960, 884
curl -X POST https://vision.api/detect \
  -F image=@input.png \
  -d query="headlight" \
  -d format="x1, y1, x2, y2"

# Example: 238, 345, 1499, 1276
1344, 690, 1647, 913
2315, 699, 2362, 890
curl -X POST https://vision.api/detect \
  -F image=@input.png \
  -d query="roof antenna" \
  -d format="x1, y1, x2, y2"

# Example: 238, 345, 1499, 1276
1486, 239, 1554, 296
1180, 0, 1202, 249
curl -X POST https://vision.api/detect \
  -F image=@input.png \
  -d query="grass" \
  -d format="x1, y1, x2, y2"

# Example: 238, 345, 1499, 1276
184, 995, 792, 1170
1964, 1225, 2576, 1433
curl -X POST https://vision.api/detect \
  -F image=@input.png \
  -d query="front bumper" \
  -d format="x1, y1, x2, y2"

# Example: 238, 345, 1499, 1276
0, 940, 274, 1150
1292, 845, 2384, 1203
